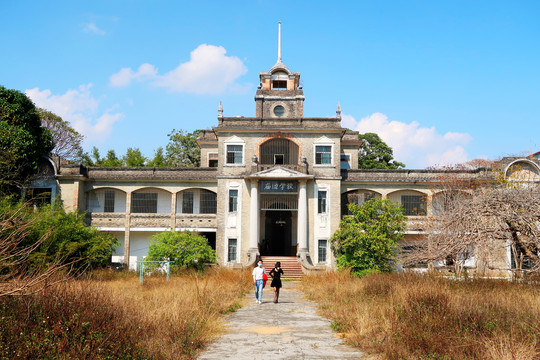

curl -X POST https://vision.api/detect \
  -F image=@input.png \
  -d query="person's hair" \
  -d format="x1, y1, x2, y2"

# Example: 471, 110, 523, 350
255, 258, 263, 267
275, 262, 281, 268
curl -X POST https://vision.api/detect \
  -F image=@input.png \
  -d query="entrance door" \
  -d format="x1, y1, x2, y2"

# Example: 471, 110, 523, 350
262, 210, 292, 256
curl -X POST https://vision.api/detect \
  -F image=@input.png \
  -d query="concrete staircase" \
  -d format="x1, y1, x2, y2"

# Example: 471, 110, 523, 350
261, 256, 304, 280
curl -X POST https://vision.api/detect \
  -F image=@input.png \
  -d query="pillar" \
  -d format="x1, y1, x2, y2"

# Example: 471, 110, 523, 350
171, 192, 177, 229
297, 180, 308, 252
249, 180, 259, 251
124, 192, 132, 267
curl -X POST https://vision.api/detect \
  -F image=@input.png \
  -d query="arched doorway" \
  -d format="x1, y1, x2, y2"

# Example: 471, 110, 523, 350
262, 210, 293, 256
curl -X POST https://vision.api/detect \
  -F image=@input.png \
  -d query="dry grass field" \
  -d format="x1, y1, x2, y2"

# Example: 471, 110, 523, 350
0, 267, 252, 360
301, 271, 540, 360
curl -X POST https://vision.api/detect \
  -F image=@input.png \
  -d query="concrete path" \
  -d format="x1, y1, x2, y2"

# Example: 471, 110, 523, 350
198, 281, 365, 360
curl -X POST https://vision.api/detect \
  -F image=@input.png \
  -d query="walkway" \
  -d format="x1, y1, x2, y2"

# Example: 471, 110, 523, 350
198, 281, 365, 360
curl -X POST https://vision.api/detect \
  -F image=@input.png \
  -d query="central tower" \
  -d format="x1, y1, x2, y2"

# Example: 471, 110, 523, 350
255, 22, 305, 119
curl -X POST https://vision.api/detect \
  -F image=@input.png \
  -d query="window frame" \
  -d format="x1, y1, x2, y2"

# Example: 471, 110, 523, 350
182, 191, 194, 214
313, 137, 335, 167
131, 192, 158, 214
401, 194, 427, 216
340, 153, 351, 170
318, 190, 327, 214
104, 190, 115, 213
228, 189, 238, 213
207, 152, 218, 167
227, 238, 238, 262
318, 239, 328, 263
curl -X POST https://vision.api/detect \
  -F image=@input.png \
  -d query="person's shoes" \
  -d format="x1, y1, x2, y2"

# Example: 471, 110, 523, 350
258, 300, 262, 304
274, 300, 277, 303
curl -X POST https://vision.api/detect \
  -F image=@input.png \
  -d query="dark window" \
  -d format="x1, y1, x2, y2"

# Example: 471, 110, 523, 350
511, 244, 537, 270
228, 238, 237, 262
318, 240, 327, 263
342, 191, 377, 215
318, 191, 327, 214
200, 190, 217, 214
104, 190, 115, 212
401, 195, 427, 216
208, 153, 218, 167
226, 145, 243, 164
272, 80, 287, 89
315, 145, 332, 164
340, 153, 351, 169
182, 191, 194, 214
131, 193, 158, 213
26, 188, 52, 207
229, 189, 238, 212
274, 154, 284, 164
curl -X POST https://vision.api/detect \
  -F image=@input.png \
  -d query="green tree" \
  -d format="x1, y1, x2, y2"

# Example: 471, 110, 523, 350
358, 133, 405, 169
331, 199, 406, 276
146, 231, 216, 270
123, 147, 147, 167
0, 199, 118, 276
38, 108, 84, 162
28, 205, 119, 270
0, 86, 54, 193
100, 149, 123, 167
148, 147, 167, 167
166, 129, 200, 167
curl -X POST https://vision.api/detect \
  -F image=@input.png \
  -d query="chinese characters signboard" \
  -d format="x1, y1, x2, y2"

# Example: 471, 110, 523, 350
260, 180, 298, 193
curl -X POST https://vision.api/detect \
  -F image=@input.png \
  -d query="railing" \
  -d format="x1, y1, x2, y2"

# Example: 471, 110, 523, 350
131, 214, 171, 228
258, 164, 301, 172
86, 213, 125, 227
175, 213, 217, 229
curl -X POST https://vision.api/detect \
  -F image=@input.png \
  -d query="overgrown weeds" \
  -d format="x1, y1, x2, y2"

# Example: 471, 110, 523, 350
301, 271, 540, 360
0, 267, 251, 359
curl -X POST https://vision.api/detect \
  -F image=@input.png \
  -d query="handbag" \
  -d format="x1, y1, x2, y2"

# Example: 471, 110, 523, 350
262, 273, 268, 288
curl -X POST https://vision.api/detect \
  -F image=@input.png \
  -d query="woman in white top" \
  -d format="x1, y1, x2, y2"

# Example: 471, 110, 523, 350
252, 259, 267, 304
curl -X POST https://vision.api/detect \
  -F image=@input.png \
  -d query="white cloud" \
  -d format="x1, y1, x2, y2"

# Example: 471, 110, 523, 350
26, 84, 123, 145
109, 44, 248, 94
343, 112, 472, 168
109, 63, 158, 87
82, 22, 106, 36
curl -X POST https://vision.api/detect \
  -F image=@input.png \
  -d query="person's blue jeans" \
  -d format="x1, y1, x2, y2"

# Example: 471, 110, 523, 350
254, 279, 264, 302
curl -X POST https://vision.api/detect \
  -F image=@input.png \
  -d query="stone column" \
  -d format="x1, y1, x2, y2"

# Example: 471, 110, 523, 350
297, 180, 308, 252
171, 192, 177, 229
124, 192, 132, 268
249, 180, 259, 252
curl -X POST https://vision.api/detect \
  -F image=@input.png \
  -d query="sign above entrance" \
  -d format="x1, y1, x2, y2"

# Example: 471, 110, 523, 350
260, 180, 298, 193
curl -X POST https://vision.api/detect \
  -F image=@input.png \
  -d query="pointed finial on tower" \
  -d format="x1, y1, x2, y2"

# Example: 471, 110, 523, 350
336, 102, 342, 119
278, 21, 282, 62
218, 101, 223, 118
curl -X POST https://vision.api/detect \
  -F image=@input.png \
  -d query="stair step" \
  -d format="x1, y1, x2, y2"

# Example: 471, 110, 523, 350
260, 256, 304, 279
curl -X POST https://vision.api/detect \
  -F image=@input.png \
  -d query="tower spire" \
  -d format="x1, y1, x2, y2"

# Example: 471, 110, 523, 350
278, 21, 282, 62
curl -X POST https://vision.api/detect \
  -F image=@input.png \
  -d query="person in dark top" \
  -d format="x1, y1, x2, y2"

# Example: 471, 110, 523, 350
269, 262, 284, 303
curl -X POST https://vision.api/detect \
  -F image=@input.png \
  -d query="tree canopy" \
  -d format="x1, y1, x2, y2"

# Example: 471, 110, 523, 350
358, 133, 405, 169
0, 86, 54, 194
38, 108, 84, 162
166, 129, 201, 167
331, 199, 406, 276
146, 231, 216, 271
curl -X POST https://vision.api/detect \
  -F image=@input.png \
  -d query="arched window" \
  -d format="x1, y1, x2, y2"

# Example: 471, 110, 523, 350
260, 138, 299, 165
341, 190, 382, 216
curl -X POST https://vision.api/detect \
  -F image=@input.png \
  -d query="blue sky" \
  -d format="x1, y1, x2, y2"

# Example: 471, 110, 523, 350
1, 0, 539, 168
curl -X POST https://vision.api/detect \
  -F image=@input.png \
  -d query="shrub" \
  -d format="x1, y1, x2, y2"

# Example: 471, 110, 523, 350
147, 231, 216, 270
331, 199, 406, 276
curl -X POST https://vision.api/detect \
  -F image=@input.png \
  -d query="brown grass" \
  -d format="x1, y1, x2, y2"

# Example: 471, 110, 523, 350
0, 267, 252, 359
301, 271, 540, 360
